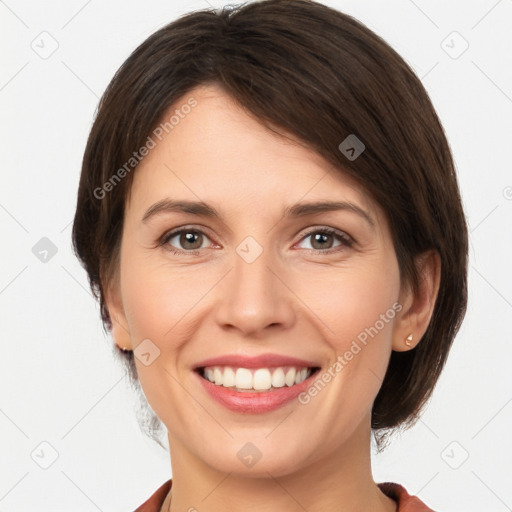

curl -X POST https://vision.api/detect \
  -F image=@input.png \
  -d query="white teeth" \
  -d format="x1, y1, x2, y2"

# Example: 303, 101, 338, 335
285, 368, 296, 387
235, 368, 253, 389
213, 367, 223, 385
201, 365, 313, 391
295, 368, 308, 385
271, 368, 285, 388
223, 367, 236, 387
253, 369, 272, 391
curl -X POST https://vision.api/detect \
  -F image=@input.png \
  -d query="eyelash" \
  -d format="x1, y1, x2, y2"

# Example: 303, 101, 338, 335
159, 226, 354, 256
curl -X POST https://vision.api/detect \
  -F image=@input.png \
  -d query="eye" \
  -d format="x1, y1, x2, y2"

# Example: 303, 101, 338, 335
296, 227, 353, 253
159, 226, 354, 255
161, 228, 212, 254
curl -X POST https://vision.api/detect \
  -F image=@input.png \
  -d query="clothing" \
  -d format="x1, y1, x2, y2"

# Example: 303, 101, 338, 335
133, 479, 435, 511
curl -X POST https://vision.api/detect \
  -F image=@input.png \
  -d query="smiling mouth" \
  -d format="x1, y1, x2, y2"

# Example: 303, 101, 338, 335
195, 365, 321, 392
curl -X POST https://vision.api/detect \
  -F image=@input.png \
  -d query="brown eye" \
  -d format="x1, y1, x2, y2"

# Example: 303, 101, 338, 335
163, 229, 210, 252
179, 231, 203, 250
310, 232, 335, 250
297, 228, 353, 252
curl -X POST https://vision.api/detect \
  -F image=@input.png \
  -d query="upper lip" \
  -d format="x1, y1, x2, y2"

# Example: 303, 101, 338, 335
193, 353, 321, 370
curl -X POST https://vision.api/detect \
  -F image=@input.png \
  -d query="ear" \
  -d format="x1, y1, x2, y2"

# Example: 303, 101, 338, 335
104, 273, 133, 351
392, 249, 441, 352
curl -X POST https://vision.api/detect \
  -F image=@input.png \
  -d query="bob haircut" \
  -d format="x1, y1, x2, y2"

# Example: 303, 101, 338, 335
72, 0, 468, 450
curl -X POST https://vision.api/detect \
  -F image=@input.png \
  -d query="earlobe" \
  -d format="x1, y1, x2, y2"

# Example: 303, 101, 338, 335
105, 278, 133, 352
110, 313, 133, 352
392, 250, 441, 352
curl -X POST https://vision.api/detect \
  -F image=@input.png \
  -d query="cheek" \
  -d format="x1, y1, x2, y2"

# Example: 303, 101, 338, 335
291, 263, 401, 437
304, 260, 400, 340
300, 258, 401, 392
120, 250, 199, 343
119, 253, 200, 421
340, 278, 397, 344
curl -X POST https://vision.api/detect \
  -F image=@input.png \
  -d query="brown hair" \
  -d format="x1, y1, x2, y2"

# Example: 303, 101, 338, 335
72, 0, 468, 450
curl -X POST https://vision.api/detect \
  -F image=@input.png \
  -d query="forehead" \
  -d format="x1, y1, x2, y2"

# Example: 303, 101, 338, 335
126, 84, 381, 225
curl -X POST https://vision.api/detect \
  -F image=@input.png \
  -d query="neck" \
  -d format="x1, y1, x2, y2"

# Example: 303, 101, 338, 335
162, 416, 396, 512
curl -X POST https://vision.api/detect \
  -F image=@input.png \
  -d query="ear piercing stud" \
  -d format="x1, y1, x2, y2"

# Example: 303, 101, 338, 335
405, 333, 413, 347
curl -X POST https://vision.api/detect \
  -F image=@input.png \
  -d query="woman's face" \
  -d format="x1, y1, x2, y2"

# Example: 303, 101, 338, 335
109, 83, 412, 476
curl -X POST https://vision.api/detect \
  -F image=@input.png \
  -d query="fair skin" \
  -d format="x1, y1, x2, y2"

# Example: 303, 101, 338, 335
107, 84, 440, 512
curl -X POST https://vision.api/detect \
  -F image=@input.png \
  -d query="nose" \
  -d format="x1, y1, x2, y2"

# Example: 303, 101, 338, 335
213, 243, 296, 337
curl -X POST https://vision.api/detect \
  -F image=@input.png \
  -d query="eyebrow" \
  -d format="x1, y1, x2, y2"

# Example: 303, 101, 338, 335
142, 199, 375, 229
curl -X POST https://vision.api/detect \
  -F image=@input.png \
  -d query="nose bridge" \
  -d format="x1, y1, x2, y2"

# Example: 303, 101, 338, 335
214, 235, 295, 335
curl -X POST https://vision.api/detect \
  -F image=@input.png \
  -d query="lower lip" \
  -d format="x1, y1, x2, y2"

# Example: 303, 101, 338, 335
193, 369, 319, 414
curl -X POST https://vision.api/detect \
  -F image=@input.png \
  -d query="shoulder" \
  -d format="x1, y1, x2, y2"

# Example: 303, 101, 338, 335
378, 482, 436, 511
133, 479, 172, 512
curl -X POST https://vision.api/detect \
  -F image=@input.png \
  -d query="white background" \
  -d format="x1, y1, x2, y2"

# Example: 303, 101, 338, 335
1, 0, 511, 510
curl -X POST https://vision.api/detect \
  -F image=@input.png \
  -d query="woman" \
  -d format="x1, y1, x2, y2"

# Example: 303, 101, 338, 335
71, 0, 468, 510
